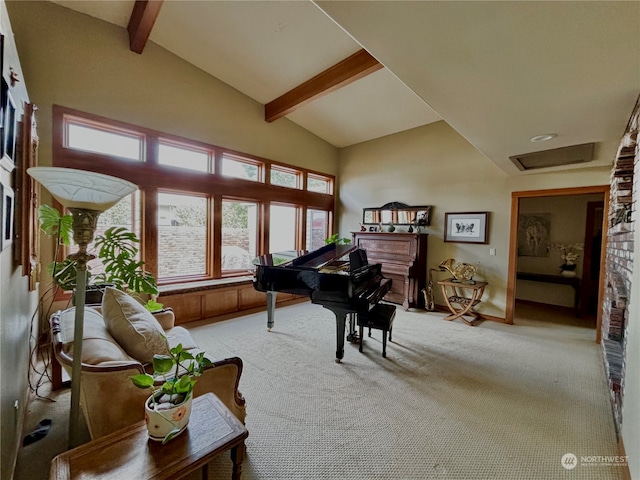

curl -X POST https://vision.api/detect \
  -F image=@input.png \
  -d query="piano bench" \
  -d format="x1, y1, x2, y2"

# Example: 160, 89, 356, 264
357, 303, 396, 358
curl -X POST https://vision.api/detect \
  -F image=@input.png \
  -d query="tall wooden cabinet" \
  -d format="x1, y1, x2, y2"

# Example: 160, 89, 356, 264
352, 232, 428, 309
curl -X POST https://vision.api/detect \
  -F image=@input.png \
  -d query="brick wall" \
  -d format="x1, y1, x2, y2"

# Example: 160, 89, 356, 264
157, 227, 252, 277
603, 96, 639, 432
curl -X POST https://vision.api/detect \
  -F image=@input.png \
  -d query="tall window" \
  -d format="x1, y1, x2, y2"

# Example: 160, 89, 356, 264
157, 193, 208, 279
306, 209, 329, 250
222, 200, 258, 272
270, 204, 297, 252
67, 192, 141, 278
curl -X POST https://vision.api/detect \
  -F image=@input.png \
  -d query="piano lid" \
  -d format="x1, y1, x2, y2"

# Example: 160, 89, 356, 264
252, 250, 307, 267
252, 243, 357, 270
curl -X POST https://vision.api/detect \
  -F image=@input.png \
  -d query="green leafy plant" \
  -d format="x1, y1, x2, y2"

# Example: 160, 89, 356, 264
92, 227, 157, 294
324, 233, 351, 245
39, 204, 160, 309
130, 343, 212, 443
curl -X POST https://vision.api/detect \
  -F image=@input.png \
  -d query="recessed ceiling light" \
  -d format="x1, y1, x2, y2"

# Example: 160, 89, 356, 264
530, 133, 558, 142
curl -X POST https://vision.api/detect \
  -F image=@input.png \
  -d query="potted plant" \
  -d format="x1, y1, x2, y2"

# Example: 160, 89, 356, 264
130, 344, 212, 443
39, 204, 160, 309
552, 242, 584, 278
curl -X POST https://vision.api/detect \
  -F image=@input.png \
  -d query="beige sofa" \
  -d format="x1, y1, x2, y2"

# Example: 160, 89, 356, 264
50, 288, 246, 440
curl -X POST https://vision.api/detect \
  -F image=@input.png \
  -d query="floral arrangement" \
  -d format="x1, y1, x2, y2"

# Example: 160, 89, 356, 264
551, 243, 584, 271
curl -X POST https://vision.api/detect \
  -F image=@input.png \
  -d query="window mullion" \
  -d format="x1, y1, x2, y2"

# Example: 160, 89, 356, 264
212, 195, 222, 278
143, 188, 158, 279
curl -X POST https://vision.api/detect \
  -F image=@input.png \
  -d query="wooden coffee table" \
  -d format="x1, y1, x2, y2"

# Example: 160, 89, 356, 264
50, 393, 248, 480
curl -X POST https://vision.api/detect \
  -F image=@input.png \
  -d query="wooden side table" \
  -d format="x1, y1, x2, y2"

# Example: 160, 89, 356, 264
438, 278, 488, 326
50, 393, 248, 480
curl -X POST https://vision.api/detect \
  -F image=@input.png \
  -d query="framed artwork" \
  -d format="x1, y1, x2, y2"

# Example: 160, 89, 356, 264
444, 211, 489, 244
3, 182, 13, 250
517, 213, 550, 257
362, 203, 432, 226
1, 81, 17, 171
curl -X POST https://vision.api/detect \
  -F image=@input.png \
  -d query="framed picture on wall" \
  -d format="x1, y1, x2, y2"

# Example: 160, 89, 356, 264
1, 79, 17, 172
444, 211, 489, 244
2, 181, 12, 250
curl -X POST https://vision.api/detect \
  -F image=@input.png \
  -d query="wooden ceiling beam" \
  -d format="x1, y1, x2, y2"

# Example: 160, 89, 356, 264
265, 49, 383, 123
128, 0, 164, 54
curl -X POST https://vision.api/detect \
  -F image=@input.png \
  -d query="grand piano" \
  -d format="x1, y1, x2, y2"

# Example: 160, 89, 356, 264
253, 243, 392, 362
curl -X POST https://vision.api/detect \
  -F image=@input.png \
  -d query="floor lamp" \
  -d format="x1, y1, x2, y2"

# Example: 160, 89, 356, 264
27, 167, 137, 449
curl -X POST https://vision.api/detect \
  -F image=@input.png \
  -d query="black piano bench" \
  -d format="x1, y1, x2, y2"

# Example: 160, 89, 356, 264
358, 303, 397, 358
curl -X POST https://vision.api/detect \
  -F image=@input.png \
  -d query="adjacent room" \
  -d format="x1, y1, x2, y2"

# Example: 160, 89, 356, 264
1, 1, 638, 479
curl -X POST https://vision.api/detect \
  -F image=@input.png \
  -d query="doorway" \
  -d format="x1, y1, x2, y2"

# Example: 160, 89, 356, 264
506, 185, 609, 342
582, 201, 604, 317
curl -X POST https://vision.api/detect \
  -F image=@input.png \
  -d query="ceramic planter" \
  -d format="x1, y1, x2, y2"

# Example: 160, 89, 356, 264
144, 391, 193, 442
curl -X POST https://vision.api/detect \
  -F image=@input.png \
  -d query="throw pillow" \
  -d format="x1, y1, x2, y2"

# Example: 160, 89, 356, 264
102, 287, 170, 363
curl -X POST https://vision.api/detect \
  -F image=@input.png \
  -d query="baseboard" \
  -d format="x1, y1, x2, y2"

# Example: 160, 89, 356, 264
186, 296, 309, 328
478, 312, 507, 323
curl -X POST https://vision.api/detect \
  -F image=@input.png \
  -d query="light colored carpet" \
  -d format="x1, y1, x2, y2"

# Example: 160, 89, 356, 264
15, 303, 623, 480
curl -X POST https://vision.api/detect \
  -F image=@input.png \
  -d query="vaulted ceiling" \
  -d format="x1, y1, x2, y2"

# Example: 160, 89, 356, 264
49, 1, 640, 175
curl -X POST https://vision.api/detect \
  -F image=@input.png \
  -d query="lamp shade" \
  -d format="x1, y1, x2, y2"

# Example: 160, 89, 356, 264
27, 167, 138, 211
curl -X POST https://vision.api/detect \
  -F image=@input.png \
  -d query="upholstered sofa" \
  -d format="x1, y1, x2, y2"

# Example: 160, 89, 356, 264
50, 287, 246, 440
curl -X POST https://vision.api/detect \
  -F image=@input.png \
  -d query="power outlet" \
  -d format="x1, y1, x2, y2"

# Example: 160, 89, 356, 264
489, 248, 496, 256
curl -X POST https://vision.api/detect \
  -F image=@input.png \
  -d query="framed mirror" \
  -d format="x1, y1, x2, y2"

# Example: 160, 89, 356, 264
362, 202, 432, 226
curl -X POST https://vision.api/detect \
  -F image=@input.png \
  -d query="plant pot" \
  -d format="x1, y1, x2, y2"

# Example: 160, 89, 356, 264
72, 283, 114, 306
561, 270, 577, 278
145, 391, 193, 443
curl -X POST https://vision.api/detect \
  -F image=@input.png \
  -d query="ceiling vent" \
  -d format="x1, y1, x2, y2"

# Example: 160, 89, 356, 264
510, 143, 595, 171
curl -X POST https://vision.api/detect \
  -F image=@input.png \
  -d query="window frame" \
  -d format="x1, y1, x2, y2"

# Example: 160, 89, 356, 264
221, 197, 260, 276
157, 139, 214, 174
270, 164, 303, 189
63, 114, 145, 162
51, 105, 336, 286
221, 152, 264, 182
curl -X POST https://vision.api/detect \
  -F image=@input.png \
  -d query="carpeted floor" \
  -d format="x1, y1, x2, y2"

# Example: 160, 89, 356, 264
15, 303, 623, 480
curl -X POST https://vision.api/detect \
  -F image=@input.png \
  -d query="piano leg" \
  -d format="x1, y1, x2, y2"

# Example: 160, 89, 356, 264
266, 291, 277, 331
335, 312, 347, 363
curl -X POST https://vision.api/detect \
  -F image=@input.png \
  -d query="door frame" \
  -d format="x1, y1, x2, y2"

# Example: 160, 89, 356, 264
506, 185, 610, 343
